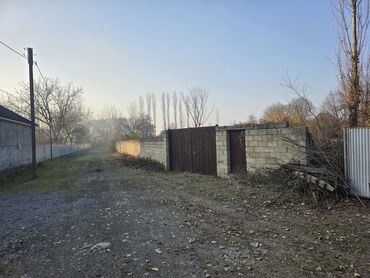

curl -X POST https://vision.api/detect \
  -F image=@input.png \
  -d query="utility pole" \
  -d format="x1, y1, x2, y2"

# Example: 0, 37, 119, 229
28, 47, 37, 178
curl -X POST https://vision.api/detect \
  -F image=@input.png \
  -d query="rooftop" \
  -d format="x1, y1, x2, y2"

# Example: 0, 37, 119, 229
0, 105, 32, 126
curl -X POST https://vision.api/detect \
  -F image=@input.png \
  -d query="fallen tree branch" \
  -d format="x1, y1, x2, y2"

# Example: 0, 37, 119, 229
291, 170, 335, 192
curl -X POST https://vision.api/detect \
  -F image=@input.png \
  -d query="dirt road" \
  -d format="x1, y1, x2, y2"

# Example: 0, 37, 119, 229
0, 149, 369, 277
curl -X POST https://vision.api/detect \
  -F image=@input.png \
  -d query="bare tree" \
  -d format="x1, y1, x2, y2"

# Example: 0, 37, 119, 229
166, 92, 171, 129
161, 92, 167, 130
246, 114, 258, 124
172, 92, 178, 128
6, 78, 86, 157
360, 56, 370, 125
185, 94, 190, 127
100, 105, 122, 142
216, 108, 220, 125
122, 103, 154, 139
0, 89, 7, 105
138, 95, 145, 116
146, 93, 152, 120
286, 97, 314, 126
101, 105, 121, 119
261, 103, 289, 123
181, 87, 214, 127
152, 93, 157, 134
56, 84, 86, 144
334, 0, 370, 127
281, 75, 321, 128
315, 111, 343, 140
321, 91, 347, 122
178, 96, 184, 128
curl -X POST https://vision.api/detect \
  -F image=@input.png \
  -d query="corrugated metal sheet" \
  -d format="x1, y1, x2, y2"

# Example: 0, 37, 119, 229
344, 128, 370, 198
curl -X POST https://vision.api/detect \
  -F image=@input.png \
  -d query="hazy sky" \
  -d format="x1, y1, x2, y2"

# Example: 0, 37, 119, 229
0, 0, 338, 125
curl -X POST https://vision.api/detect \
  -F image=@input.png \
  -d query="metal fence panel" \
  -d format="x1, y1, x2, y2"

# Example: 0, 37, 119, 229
345, 128, 370, 198
229, 130, 246, 174
168, 128, 192, 173
168, 127, 217, 175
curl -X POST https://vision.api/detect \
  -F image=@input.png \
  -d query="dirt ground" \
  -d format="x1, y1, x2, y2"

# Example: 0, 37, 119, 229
0, 149, 369, 277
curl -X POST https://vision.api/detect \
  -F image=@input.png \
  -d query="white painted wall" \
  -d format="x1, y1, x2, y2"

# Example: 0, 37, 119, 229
0, 119, 90, 171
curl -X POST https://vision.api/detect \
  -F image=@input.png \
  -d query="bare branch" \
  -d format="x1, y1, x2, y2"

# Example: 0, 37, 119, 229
181, 87, 214, 127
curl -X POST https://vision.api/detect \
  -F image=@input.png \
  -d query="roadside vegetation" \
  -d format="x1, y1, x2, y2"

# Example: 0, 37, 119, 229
0, 152, 87, 192
113, 153, 165, 172
116, 153, 368, 208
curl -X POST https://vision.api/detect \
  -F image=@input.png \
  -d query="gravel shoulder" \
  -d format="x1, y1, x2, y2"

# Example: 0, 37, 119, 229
0, 149, 369, 277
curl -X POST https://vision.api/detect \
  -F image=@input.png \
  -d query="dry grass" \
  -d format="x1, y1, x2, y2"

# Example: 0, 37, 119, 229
112, 153, 165, 172
110, 160, 370, 277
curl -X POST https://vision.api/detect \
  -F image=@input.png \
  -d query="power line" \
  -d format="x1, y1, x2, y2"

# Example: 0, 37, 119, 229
0, 40, 27, 60
34, 61, 47, 85
0, 40, 49, 86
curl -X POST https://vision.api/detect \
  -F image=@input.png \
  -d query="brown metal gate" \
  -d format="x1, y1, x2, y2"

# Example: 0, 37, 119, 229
168, 127, 217, 175
229, 130, 246, 174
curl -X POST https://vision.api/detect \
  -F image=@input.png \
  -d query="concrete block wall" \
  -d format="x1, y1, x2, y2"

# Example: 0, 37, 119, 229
115, 140, 140, 156
245, 127, 308, 170
215, 128, 230, 177
116, 125, 308, 176
138, 136, 169, 169
116, 133, 169, 170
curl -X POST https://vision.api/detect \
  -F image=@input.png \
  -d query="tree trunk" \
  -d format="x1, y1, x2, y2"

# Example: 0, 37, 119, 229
350, 0, 360, 127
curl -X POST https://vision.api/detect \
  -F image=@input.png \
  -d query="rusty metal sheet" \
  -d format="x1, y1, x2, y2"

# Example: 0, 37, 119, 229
229, 130, 246, 174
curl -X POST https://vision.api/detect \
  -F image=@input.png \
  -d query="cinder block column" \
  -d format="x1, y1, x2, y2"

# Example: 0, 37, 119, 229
245, 129, 259, 171
215, 128, 230, 177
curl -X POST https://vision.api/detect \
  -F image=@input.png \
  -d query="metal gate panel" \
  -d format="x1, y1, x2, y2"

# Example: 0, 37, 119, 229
190, 127, 217, 175
168, 127, 216, 175
344, 128, 370, 198
229, 130, 246, 174
168, 129, 192, 173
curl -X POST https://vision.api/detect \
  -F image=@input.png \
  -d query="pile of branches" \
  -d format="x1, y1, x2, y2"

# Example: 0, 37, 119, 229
279, 164, 339, 204
280, 136, 365, 206
233, 168, 328, 205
